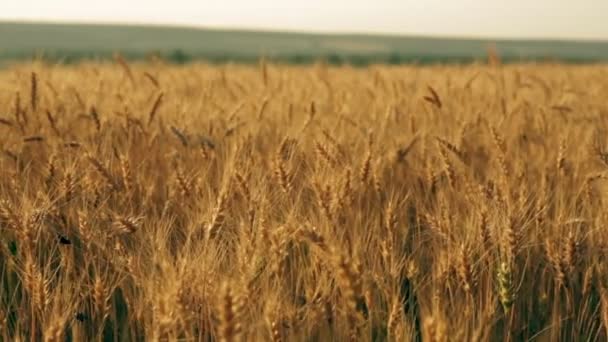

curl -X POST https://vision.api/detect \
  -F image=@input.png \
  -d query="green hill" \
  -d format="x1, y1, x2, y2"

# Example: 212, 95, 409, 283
1, 21, 608, 64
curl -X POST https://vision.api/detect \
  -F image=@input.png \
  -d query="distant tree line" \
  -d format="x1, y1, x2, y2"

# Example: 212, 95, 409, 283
0, 49, 602, 66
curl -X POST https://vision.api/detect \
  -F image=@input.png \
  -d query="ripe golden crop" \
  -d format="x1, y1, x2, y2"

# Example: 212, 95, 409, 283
0, 60, 607, 341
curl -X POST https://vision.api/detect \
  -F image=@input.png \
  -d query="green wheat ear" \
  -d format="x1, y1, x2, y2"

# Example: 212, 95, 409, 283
497, 261, 515, 313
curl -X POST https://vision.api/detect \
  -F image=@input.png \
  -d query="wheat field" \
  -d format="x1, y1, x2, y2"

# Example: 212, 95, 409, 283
0, 60, 608, 341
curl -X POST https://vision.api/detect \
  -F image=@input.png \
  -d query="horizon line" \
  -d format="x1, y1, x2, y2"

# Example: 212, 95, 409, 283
2, 18, 608, 44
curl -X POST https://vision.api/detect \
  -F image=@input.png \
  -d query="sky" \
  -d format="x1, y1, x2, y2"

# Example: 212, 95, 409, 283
3, 0, 608, 40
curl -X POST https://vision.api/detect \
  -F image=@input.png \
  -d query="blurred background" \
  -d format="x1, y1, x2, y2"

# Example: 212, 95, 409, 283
2, 0, 608, 65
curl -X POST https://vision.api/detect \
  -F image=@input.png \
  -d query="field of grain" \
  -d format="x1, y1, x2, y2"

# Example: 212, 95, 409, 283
0, 60, 608, 341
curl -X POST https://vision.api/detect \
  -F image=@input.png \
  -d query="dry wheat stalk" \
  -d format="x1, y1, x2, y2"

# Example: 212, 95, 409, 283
218, 283, 243, 342
423, 86, 442, 109
92, 276, 110, 322
31, 72, 38, 112
86, 154, 117, 190
148, 92, 164, 126
170, 126, 189, 146
457, 244, 477, 295
274, 157, 293, 194
143, 72, 160, 88
89, 106, 101, 131
112, 215, 142, 235
207, 191, 228, 239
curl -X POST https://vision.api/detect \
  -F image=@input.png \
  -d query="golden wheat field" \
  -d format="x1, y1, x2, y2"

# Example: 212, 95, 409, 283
1, 60, 608, 341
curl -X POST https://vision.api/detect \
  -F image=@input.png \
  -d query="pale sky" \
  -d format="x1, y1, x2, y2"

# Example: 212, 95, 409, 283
3, 0, 608, 40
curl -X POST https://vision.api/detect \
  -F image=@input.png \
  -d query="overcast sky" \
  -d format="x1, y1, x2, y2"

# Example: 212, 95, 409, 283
3, 0, 608, 40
